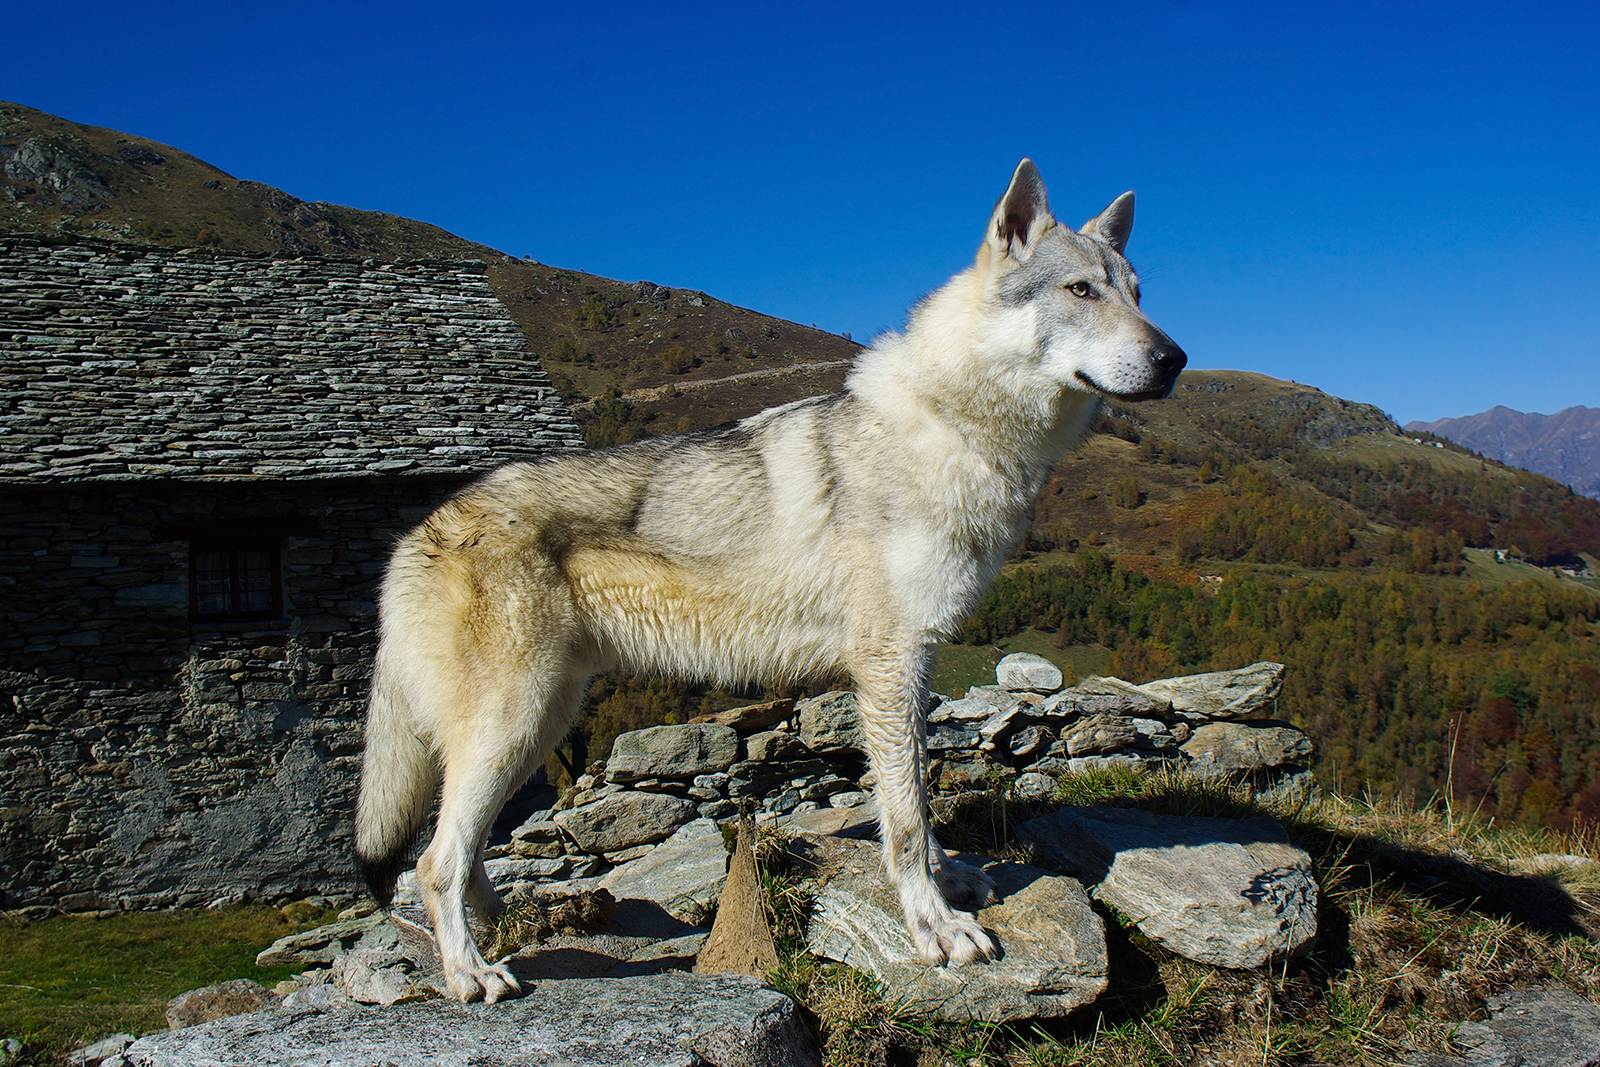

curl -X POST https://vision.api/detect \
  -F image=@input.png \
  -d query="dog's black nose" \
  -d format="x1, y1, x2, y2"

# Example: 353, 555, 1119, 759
1150, 344, 1187, 377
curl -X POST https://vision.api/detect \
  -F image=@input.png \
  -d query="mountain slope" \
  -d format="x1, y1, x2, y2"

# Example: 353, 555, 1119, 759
1407, 405, 1600, 500
0, 100, 860, 444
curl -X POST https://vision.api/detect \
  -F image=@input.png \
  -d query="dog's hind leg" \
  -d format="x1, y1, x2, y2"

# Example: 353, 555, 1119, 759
853, 642, 997, 966
419, 668, 588, 1003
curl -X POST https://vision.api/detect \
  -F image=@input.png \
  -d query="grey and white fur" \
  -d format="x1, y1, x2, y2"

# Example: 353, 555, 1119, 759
354, 159, 1187, 1002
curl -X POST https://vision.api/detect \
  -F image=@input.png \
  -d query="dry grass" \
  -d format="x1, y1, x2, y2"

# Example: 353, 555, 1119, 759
779, 769, 1600, 1067
490, 888, 618, 957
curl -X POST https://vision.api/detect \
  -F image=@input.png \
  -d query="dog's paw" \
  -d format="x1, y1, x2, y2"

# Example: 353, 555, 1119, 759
911, 910, 998, 966
446, 960, 522, 1003
935, 857, 998, 910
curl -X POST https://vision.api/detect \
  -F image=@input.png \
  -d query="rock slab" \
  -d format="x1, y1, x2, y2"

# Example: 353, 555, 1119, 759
113, 973, 817, 1067
1181, 721, 1314, 778
1136, 661, 1285, 721
606, 724, 741, 783
599, 817, 729, 921
1409, 986, 1600, 1067
554, 792, 699, 854
165, 979, 279, 1029
1018, 806, 1317, 969
803, 837, 1107, 1021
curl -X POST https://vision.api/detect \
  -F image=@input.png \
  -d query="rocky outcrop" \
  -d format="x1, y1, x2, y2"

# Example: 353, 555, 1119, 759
112, 974, 818, 1067
1017, 806, 1318, 968
141, 659, 1326, 1060
802, 837, 1107, 1021
1408, 985, 1600, 1067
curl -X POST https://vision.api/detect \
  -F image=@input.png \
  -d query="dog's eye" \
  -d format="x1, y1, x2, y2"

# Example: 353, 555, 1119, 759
1067, 281, 1094, 298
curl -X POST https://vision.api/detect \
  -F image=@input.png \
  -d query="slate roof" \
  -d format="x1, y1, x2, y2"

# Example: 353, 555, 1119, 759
0, 236, 584, 483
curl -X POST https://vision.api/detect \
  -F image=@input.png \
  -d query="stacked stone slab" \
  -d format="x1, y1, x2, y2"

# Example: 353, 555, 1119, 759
930, 655, 1313, 799
466, 658, 1312, 900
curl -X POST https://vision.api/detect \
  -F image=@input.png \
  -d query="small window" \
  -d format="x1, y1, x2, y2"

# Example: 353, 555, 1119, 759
190, 541, 282, 622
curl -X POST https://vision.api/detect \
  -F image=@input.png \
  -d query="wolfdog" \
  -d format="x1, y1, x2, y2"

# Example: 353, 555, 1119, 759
354, 159, 1186, 1002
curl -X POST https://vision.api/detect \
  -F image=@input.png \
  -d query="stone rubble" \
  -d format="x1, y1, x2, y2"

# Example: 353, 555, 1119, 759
135, 657, 1326, 1058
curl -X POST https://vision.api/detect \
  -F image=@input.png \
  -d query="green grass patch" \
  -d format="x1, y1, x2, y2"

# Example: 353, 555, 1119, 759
0, 904, 337, 1056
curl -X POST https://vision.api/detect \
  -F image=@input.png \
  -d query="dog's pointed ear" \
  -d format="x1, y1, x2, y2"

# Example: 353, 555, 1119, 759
986, 159, 1055, 263
1080, 191, 1135, 254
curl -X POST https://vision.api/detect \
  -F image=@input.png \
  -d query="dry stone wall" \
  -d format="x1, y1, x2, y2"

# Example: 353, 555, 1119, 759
0, 236, 587, 912
0, 478, 461, 912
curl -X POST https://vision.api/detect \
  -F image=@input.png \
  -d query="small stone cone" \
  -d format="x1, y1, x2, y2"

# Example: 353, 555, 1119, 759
693, 815, 780, 977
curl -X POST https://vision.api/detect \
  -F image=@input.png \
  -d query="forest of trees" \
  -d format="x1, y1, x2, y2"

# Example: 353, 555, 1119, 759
963, 553, 1600, 830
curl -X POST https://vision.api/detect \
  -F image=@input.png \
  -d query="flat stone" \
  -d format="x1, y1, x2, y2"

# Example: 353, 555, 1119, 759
68, 1032, 136, 1067
113, 973, 818, 1067
554, 792, 699, 854
599, 818, 728, 921
1061, 713, 1137, 757
996, 653, 1064, 693
1041, 679, 1165, 720
606, 725, 740, 783
778, 803, 878, 839
744, 730, 810, 763
1136, 662, 1284, 721
1018, 806, 1317, 969
802, 837, 1106, 1021
687, 699, 796, 734
1180, 721, 1313, 778
1408, 986, 1600, 1067
165, 978, 280, 1029
1012, 772, 1056, 800
797, 691, 861, 754
929, 696, 1006, 723
255, 912, 394, 967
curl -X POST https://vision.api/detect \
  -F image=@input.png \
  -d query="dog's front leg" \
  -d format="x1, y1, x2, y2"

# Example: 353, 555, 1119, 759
854, 647, 996, 966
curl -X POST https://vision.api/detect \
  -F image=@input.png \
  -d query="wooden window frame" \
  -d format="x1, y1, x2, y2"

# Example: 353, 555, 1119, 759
188, 539, 284, 623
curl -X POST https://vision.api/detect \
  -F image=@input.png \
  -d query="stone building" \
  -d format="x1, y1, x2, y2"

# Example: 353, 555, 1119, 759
0, 235, 583, 912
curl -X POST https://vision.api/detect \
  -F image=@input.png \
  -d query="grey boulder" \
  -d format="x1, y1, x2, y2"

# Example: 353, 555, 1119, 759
1018, 806, 1317, 969
1136, 661, 1285, 721
803, 837, 1106, 1021
1180, 721, 1313, 778
1042, 678, 1166, 719
599, 817, 730, 922
554, 792, 698, 854
1409, 986, 1600, 1067
255, 911, 396, 967
165, 979, 280, 1029
797, 691, 861, 753
606, 724, 739, 783
996, 652, 1064, 693
1061, 714, 1138, 757
112, 973, 817, 1067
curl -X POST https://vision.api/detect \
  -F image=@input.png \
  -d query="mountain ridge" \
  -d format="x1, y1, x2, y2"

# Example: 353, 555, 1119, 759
1406, 405, 1600, 499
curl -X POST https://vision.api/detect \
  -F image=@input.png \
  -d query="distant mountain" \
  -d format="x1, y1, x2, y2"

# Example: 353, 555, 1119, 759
1405, 406, 1600, 499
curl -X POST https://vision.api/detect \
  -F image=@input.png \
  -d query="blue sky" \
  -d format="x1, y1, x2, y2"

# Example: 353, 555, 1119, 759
5, 1, 1597, 424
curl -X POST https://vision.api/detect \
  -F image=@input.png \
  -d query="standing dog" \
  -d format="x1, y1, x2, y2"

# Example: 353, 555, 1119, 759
354, 159, 1186, 1002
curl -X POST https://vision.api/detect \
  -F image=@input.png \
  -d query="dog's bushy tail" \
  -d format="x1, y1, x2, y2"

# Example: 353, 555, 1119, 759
353, 678, 436, 907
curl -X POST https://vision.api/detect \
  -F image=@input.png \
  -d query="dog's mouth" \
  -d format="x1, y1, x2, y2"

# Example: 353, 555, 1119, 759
1074, 370, 1179, 402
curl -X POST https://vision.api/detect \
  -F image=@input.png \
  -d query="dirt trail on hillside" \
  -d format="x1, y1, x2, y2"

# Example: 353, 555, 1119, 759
621, 360, 854, 403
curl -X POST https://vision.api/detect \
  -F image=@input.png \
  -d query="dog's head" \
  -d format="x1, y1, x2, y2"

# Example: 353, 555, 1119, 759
980, 159, 1186, 401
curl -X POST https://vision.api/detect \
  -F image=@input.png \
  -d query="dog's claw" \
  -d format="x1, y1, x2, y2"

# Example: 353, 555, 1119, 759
913, 912, 997, 966
448, 962, 521, 1003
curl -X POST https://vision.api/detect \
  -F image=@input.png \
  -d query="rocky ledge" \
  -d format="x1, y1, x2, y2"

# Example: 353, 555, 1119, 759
101, 659, 1326, 1066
